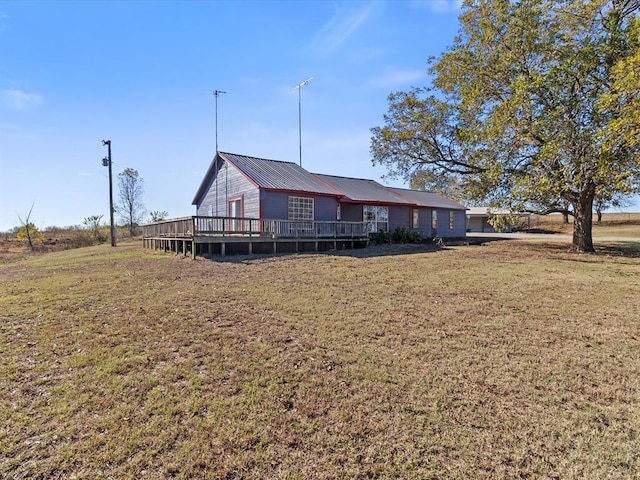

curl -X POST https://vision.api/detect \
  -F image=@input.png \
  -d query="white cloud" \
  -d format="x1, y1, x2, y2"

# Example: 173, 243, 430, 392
307, 2, 379, 56
370, 67, 426, 88
412, 0, 463, 14
1, 89, 43, 111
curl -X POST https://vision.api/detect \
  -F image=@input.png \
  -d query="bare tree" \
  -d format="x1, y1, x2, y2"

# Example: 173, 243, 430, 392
16, 203, 43, 252
117, 168, 146, 236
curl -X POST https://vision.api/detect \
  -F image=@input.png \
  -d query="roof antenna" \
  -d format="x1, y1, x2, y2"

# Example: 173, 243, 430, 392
292, 77, 313, 167
214, 89, 227, 153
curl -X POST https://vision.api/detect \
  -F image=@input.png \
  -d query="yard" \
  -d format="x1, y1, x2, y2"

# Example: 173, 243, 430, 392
1, 236, 640, 479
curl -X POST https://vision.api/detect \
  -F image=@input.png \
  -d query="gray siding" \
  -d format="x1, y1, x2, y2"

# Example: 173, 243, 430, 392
261, 190, 338, 220
434, 209, 467, 238
340, 203, 362, 222
411, 208, 466, 238
414, 207, 435, 238
389, 205, 411, 231
196, 160, 260, 218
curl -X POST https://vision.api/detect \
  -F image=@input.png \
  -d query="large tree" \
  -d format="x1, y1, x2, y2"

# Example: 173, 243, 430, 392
117, 168, 146, 236
371, 0, 640, 252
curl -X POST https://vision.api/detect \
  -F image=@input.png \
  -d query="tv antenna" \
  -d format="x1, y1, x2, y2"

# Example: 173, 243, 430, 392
214, 89, 227, 152
292, 77, 313, 167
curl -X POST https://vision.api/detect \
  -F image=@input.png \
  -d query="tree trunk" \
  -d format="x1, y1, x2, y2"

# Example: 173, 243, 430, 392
596, 208, 603, 224
572, 193, 595, 253
26, 224, 34, 252
562, 212, 569, 224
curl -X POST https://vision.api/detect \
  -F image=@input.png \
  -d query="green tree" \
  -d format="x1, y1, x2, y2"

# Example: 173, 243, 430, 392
148, 210, 169, 223
409, 170, 469, 204
117, 168, 146, 236
83, 214, 106, 242
371, 0, 640, 252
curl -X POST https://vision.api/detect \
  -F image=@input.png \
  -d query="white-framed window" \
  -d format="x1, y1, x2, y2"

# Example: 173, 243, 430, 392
412, 209, 419, 229
288, 196, 314, 221
432, 210, 438, 230
364, 205, 389, 233
449, 211, 455, 229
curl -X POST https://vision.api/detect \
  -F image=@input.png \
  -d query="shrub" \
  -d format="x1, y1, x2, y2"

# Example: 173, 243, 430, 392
371, 227, 422, 245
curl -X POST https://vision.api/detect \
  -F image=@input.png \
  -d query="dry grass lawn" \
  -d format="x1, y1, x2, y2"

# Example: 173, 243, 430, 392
1, 238, 640, 479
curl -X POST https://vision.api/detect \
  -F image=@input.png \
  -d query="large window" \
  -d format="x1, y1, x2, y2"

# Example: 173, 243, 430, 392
412, 209, 419, 229
364, 205, 388, 233
449, 210, 455, 230
288, 196, 314, 221
432, 211, 438, 230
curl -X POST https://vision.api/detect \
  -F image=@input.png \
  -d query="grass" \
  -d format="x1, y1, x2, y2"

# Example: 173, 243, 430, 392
530, 212, 640, 238
1, 237, 640, 479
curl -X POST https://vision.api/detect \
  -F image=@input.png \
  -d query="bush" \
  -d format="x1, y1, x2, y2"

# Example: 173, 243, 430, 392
371, 227, 422, 245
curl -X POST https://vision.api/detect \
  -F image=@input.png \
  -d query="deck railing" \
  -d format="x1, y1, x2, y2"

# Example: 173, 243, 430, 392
142, 216, 369, 239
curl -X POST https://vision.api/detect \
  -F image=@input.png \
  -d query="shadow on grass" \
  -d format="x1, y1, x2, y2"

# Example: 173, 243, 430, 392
197, 236, 640, 263
515, 238, 640, 262
202, 242, 450, 263
596, 242, 640, 258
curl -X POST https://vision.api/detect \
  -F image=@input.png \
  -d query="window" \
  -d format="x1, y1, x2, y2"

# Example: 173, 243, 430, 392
364, 205, 389, 233
449, 211, 455, 229
412, 209, 419, 229
288, 196, 314, 221
431, 211, 438, 230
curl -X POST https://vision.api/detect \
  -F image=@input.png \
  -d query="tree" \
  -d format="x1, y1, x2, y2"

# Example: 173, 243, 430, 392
16, 204, 43, 252
83, 214, 106, 242
409, 170, 470, 204
371, 0, 640, 252
148, 210, 169, 223
117, 168, 146, 236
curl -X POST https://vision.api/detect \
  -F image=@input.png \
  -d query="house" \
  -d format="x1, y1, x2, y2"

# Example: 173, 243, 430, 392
192, 152, 343, 223
191, 151, 467, 238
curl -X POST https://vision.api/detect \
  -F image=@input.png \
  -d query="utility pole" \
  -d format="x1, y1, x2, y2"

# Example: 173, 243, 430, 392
102, 140, 116, 247
214, 89, 227, 152
292, 77, 313, 167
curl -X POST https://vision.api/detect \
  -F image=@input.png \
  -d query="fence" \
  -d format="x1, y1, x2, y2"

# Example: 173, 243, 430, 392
142, 216, 369, 239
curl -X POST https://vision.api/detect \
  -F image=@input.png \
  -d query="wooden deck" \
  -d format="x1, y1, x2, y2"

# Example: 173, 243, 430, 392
142, 216, 370, 258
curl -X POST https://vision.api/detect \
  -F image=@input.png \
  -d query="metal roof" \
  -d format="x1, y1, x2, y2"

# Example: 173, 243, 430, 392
193, 152, 342, 205
389, 188, 468, 211
222, 153, 341, 195
192, 152, 468, 211
314, 174, 413, 205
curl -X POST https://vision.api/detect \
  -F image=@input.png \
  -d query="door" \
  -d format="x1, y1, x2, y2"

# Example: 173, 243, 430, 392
228, 198, 242, 232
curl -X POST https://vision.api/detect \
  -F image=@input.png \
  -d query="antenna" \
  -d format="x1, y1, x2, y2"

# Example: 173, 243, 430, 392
292, 77, 313, 167
214, 90, 227, 152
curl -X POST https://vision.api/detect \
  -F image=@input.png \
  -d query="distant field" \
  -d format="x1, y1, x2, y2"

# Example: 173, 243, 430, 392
1, 238, 640, 479
530, 212, 640, 238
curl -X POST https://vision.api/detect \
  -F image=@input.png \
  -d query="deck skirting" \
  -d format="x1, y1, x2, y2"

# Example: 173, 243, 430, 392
142, 235, 369, 258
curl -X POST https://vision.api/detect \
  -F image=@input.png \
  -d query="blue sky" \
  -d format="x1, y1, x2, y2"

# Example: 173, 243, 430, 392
1, 0, 464, 231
